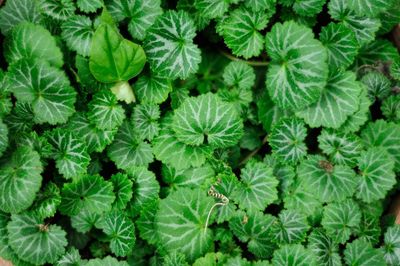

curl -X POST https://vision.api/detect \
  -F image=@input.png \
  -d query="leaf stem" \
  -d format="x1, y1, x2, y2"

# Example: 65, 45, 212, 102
239, 135, 268, 166
219, 49, 269, 67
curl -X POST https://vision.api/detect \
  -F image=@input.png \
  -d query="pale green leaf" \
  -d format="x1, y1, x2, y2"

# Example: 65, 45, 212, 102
156, 187, 215, 261
344, 239, 385, 266
321, 199, 361, 244
172, 93, 243, 148
0, 146, 42, 213
232, 161, 278, 211
7, 213, 67, 265
144, 10, 201, 80
356, 147, 396, 203
296, 70, 362, 129
297, 155, 357, 202
60, 174, 115, 216
265, 20, 328, 111
47, 129, 90, 179
86, 256, 129, 266
61, 15, 94, 57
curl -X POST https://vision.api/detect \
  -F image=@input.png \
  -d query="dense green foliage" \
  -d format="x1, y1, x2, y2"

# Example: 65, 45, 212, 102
0, 0, 400, 265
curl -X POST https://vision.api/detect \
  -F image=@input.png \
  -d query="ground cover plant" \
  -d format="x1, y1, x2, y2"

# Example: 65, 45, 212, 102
0, 0, 400, 265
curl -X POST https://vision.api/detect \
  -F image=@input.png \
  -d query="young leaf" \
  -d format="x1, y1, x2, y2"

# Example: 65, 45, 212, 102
296, 70, 362, 129
229, 210, 276, 259
106, 0, 162, 41
321, 199, 361, 244
297, 155, 357, 202
318, 129, 363, 167
144, 10, 201, 80
265, 20, 328, 111
232, 161, 278, 211
268, 117, 307, 165
356, 147, 396, 203
5, 22, 63, 67
97, 211, 135, 257
107, 121, 154, 170
133, 73, 172, 104
60, 174, 115, 216
272, 210, 310, 245
223, 61, 256, 90
61, 15, 95, 57
361, 120, 400, 172
77, 0, 103, 13
39, 0, 76, 21
132, 103, 160, 141
89, 16, 146, 83
0, 146, 42, 213
360, 71, 391, 100
172, 93, 243, 148
8, 59, 76, 125
308, 229, 341, 266
221, 7, 271, 59
111, 173, 133, 210
88, 89, 126, 131
383, 225, 400, 265
344, 238, 386, 266
47, 128, 90, 179
7, 212, 67, 265
272, 244, 316, 266
0, 0, 43, 36
155, 187, 215, 261
319, 22, 358, 70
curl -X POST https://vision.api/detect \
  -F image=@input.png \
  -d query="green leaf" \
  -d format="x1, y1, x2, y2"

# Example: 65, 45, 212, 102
97, 211, 135, 257
153, 116, 211, 170
318, 129, 363, 167
132, 103, 160, 141
293, 0, 326, 17
39, 0, 76, 21
194, 0, 231, 19
17, 131, 53, 159
0, 0, 43, 36
244, 0, 276, 11
144, 10, 201, 80
223, 61, 255, 90
162, 164, 215, 191
86, 256, 129, 266
88, 89, 126, 131
163, 252, 189, 266
360, 71, 391, 100
272, 244, 316, 266
47, 128, 90, 179
111, 173, 133, 210
60, 174, 115, 216
77, 0, 103, 13
133, 73, 172, 104
61, 15, 95, 57
361, 119, 400, 172
0, 119, 8, 157
221, 7, 270, 59
321, 199, 361, 244
89, 19, 146, 83
257, 92, 292, 133
383, 225, 400, 265
297, 70, 362, 128
232, 161, 278, 211
136, 200, 159, 245
7, 213, 67, 265
297, 155, 357, 202
229, 210, 276, 259
156, 187, 215, 261
127, 166, 160, 216
319, 22, 358, 70
172, 93, 243, 148
272, 210, 309, 245
382, 94, 400, 122
356, 147, 396, 203
379, 1, 400, 34
344, 239, 385, 266
265, 20, 328, 111
31, 182, 61, 219
107, 121, 153, 170
8, 59, 76, 125
106, 0, 162, 41
328, 0, 381, 46
211, 173, 238, 223
356, 39, 399, 67
0, 146, 42, 213
347, 0, 393, 17
71, 208, 101, 233
66, 112, 117, 153
4, 102, 34, 134
57, 248, 84, 266
5, 22, 63, 67
268, 117, 307, 165
308, 229, 341, 266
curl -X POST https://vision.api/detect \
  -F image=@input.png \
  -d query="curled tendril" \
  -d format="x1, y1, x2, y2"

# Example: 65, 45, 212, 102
204, 183, 229, 235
